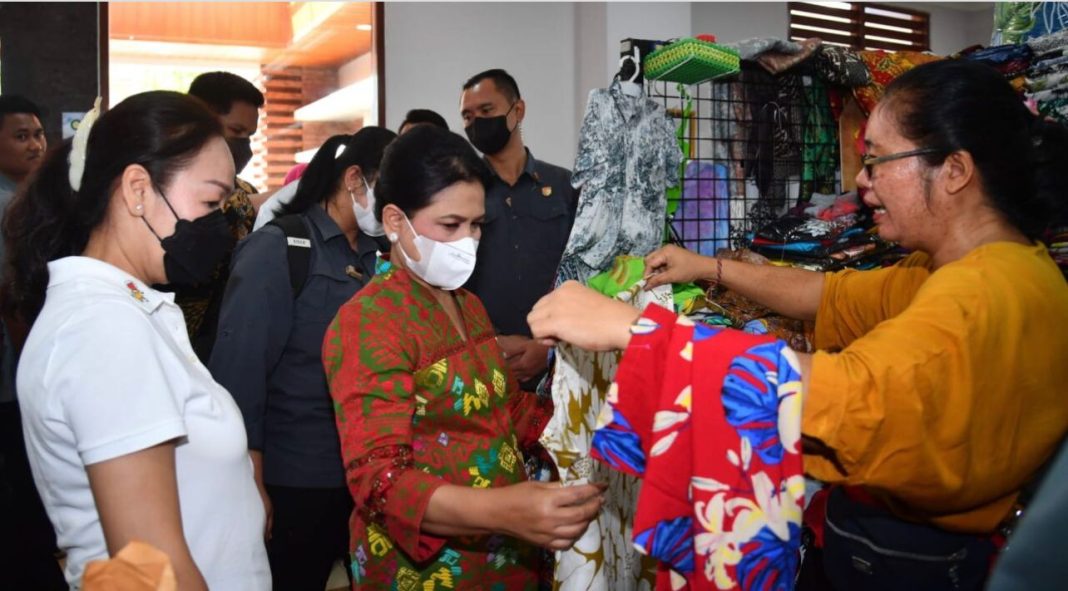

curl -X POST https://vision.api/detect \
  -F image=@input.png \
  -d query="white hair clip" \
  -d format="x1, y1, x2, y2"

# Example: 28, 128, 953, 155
68, 97, 103, 192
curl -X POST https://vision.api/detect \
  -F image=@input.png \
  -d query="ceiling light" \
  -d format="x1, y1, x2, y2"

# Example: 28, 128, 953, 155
356, 24, 372, 31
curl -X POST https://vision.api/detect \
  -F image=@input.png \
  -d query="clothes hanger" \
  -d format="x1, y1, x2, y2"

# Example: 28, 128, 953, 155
619, 46, 643, 98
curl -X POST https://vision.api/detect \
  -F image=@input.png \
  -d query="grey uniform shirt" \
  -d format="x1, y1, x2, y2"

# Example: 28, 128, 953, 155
209, 205, 379, 488
465, 148, 576, 338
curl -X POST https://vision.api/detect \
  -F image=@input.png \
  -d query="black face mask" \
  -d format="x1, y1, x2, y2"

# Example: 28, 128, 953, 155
226, 137, 253, 173
144, 193, 235, 286
464, 102, 517, 155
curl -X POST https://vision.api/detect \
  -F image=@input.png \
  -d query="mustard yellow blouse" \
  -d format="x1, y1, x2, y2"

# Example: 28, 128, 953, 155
804, 242, 1068, 533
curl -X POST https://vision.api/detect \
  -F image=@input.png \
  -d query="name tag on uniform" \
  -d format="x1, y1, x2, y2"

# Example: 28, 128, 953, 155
286, 237, 312, 248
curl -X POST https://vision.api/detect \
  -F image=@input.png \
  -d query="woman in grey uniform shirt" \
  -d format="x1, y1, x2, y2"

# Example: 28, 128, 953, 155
209, 126, 395, 591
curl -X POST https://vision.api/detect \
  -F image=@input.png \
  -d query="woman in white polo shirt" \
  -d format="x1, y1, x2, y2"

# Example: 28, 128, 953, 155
1, 91, 270, 590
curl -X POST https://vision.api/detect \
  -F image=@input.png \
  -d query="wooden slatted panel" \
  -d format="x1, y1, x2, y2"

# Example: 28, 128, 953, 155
262, 67, 304, 190
788, 2, 862, 48
788, 2, 929, 52
861, 4, 929, 51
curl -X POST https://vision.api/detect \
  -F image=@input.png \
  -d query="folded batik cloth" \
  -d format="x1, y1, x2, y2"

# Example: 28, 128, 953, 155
814, 45, 872, 87
853, 50, 943, 115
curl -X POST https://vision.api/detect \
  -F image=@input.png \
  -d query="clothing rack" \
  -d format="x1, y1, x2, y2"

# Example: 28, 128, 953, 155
645, 60, 842, 256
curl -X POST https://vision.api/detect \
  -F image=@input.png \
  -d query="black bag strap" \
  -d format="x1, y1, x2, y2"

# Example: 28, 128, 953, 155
267, 214, 312, 298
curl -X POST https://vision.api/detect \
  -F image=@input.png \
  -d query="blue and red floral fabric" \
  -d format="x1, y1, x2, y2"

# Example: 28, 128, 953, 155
592, 303, 804, 590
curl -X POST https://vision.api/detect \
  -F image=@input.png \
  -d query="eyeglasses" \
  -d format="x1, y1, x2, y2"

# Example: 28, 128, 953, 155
861, 148, 943, 179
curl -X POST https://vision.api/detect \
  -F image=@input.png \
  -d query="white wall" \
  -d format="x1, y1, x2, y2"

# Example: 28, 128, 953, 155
575, 3, 607, 146
384, 2, 578, 168
887, 2, 994, 55
690, 2, 789, 45
967, 9, 994, 47
384, 2, 694, 169
604, 3, 692, 81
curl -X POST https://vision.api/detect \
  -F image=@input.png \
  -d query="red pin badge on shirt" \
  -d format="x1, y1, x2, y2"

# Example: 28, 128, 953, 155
126, 281, 145, 302
541, 186, 552, 197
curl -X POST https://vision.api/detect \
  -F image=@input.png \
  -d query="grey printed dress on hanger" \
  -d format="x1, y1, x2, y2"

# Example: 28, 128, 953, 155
556, 80, 683, 285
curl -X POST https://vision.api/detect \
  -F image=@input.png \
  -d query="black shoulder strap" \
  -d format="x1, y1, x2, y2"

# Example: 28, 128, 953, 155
267, 214, 312, 298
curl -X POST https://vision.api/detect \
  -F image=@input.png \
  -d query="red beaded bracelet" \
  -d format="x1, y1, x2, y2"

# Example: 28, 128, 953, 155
710, 258, 723, 289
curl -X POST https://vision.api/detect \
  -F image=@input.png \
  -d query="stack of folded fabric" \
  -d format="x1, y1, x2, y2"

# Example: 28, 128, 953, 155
724, 36, 822, 75
744, 192, 906, 271
1047, 226, 1068, 280
747, 215, 851, 269
959, 43, 1034, 91
705, 248, 815, 353
852, 50, 943, 115
1025, 30, 1068, 124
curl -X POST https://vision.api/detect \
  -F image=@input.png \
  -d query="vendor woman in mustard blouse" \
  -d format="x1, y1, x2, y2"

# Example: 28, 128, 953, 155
528, 60, 1068, 590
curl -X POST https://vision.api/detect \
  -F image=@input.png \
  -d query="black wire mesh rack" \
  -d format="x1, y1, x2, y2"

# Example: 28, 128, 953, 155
646, 61, 842, 256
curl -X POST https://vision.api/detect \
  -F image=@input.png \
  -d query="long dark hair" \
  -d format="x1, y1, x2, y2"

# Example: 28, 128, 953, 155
882, 59, 1068, 239
375, 125, 491, 219
1, 90, 222, 324
278, 126, 396, 217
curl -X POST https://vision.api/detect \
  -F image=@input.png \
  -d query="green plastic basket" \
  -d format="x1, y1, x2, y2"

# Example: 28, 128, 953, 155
644, 38, 740, 85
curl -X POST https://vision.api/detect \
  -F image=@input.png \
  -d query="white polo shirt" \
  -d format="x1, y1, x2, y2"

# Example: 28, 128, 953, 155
18, 256, 270, 590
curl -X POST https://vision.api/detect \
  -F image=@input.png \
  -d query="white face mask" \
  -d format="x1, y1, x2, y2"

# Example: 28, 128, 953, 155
392, 215, 479, 291
351, 179, 385, 237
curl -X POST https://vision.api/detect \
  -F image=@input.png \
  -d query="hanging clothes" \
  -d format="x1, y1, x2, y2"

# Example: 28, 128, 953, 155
542, 257, 674, 591
591, 303, 805, 591
674, 161, 731, 256
800, 76, 839, 201
557, 80, 683, 285
741, 67, 779, 208
665, 87, 693, 222
669, 77, 746, 257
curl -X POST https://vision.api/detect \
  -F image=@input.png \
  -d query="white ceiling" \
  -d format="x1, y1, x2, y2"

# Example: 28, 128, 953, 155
923, 2, 995, 12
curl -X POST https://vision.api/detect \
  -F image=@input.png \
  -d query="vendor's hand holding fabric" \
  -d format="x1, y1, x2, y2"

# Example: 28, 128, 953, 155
643, 244, 714, 289
528, 281, 639, 351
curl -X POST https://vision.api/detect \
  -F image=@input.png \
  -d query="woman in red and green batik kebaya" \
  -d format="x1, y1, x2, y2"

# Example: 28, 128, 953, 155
323, 126, 603, 591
